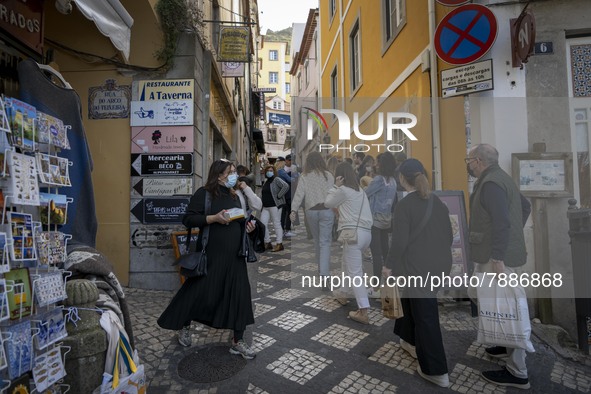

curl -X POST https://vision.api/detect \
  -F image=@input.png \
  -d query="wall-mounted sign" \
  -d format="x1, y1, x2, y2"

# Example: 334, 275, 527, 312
222, 62, 245, 77
512, 152, 573, 198
218, 26, 249, 62
131, 126, 193, 153
130, 100, 193, 126
88, 79, 131, 120
434, 4, 498, 65
511, 11, 536, 67
268, 112, 291, 125
441, 59, 494, 98
252, 87, 276, 93
0, 0, 44, 54
138, 79, 194, 101
131, 153, 193, 176
132, 177, 193, 197
131, 198, 189, 224
534, 41, 553, 55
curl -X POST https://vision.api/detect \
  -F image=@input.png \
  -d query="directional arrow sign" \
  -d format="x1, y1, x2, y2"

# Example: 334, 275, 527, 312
132, 177, 193, 196
131, 153, 193, 176
131, 198, 189, 224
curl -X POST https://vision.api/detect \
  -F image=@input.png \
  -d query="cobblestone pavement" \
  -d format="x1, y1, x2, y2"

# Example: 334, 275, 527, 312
126, 233, 591, 393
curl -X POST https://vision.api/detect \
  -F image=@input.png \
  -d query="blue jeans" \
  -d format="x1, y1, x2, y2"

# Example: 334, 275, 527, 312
305, 209, 335, 276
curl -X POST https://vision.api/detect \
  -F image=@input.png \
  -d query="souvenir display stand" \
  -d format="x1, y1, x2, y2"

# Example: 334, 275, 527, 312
0, 95, 73, 394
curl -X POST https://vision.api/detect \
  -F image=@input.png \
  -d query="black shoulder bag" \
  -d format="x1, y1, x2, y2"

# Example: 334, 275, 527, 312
172, 191, 211, 277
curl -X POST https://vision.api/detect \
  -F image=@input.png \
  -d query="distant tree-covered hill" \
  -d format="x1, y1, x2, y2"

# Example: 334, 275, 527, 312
265, 27, 293, 47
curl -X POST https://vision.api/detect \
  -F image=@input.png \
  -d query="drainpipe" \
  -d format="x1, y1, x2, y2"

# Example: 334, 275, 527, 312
428, 0, 443, 190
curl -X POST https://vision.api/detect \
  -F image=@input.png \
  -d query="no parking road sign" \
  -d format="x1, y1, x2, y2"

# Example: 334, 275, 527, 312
434, 4, 498, 65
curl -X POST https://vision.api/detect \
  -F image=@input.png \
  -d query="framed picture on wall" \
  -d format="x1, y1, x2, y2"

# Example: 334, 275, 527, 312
512, 152, 574, 198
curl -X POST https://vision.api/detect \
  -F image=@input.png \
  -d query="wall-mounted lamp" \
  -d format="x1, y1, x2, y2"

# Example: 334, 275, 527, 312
55, 0, 72, 14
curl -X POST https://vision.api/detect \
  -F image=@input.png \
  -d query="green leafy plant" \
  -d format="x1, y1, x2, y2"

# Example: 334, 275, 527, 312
155, 0, 193, 70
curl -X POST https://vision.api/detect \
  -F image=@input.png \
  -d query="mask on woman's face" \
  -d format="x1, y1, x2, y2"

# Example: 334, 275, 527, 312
224, 173, 238, 188
266, 171, 274, 178
366, 166, 373, 172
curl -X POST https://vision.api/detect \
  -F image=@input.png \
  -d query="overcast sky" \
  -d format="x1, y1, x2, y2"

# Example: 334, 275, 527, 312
258, 0, 319, 33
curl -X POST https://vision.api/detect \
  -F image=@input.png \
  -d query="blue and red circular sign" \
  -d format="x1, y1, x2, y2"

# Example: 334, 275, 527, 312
434, 4, 498, 65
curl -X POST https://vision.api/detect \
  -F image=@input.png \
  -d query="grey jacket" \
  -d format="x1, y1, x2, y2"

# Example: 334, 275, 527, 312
269, 177, 289, 208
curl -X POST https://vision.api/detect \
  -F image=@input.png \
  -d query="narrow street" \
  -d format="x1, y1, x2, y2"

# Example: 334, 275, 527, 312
127, 233, 591, 393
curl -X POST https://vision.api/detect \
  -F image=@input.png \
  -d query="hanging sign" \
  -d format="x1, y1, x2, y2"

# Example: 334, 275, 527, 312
434, 4, 498, 65
131, 153, 193, 176
131, 126, 193, 153
138, 79, 194, 101
222, 62, 245, 77
218, 26, 250, 62
132, 177, 193, 197
131, 198, 189, 224
88, 79, 131, 120
511, 11, 536, 67
130, 100, 193, 126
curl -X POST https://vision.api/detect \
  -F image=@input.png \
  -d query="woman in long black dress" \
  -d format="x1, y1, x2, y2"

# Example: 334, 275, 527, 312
158, 160, 256, 359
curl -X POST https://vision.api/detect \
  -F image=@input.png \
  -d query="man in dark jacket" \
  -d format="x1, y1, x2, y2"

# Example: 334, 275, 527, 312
466, 144, 531, 390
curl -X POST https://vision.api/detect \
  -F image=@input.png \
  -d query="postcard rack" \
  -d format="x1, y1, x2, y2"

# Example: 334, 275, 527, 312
0, 94, 73, 393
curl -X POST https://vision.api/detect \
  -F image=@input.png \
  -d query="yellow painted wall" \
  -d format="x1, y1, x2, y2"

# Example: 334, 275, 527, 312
44, 2, 163, 285
259, 40, 291, 102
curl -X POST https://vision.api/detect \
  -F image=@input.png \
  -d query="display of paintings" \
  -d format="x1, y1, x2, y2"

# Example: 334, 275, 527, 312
3, 319, 33, 379
7, 212, 37, 261
0, 279, 9, 321
36, 232, 68, 267
36, 112, 70, 149
8, 151, 40, 206
4, 371, 31, 394
5, 97, 36, 151
34, 308, 67, 350
32, 347, 65, 392
0, 232, 9, 273
33, 272, 67, 308
35, 153, 71, 187
39, 193, 68, 226
4, 268, 33, 319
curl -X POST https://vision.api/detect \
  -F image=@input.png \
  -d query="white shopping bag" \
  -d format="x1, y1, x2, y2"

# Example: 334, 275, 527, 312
476, 279, 535, 353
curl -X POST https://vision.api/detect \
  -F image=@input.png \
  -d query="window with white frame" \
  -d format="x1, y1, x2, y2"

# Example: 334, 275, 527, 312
285, 82, 291, 94
269, 72, 278, 84
267, 128, 277, 142
272, 100, 283, 110
304, 60, 310, 87
350, 21, 362, 92
269, 50, 278, 61
329, 0, 336, 20
383, 0, 406, 45
331, 67, 338, 109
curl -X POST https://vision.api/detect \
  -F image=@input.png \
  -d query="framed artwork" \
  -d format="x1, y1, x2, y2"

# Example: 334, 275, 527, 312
3, 319, 33, 379
433, 191, 470, 279
512, 152, 574, 198
7, 212, 37, 261
34, 272, 67, 307
4, 268, 33, 319
35, 153, 71, 187
36, 232, 69, 267
32, 346, 66, 392
39, 193, 69, 226
5, 97, 36, 151
0, 232, 9, 273
8, 151, 40, 206
36, 112, 70, 149
34, 308, 67, 350
0, 279, 10, 321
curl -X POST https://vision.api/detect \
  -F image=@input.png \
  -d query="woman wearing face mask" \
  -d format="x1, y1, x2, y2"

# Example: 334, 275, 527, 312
357, 154, 376, 181
158, 160, 257, 360
260, 164, 289, 252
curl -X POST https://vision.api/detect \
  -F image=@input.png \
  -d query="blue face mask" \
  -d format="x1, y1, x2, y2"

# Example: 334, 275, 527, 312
225, 173, 238, 188
266, 171, 274, 178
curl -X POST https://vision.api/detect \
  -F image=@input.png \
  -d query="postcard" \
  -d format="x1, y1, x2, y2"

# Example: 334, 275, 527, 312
5, 97, 36, 151
4, 268, 33, 319
6, 212, 37, 261
35, 153, 71, 187
0, 232, 9, 273
34, 272, 67, 308
0, 279, 9, 321
39, 193, 68, 226
36, 232, 68, 267
32, 346, 65, 392
9, 151, 40, 206
34, 308, 67, 350
3, 319, 33, 379
37, 111, 70, 149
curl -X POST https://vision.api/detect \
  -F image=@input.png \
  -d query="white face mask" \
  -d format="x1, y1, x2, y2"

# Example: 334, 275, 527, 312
366, 166, 372, 172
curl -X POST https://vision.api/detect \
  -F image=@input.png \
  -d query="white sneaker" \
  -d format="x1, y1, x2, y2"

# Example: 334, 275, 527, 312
400, 339, 417, 359
367, 288, 381, 299
284, 231, 296, 237
177, 326, 192, 347
417, 365, 449, 388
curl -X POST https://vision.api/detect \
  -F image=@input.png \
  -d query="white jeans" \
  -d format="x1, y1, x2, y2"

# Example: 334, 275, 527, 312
339, 228, 371, 309
261, 206, 283, 244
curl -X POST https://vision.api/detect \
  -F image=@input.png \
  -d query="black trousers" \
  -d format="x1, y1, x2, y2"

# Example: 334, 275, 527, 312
394, 296, 448, 376
281, 199, 292, 231
370, 226, 390, 277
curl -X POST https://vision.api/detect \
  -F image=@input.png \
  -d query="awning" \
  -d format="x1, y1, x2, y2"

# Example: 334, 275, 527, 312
73, 0, 134, 61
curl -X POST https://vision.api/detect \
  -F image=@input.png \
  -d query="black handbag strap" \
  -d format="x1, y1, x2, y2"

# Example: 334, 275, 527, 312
185, 191, 211, 253
407, 194, 433, 245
